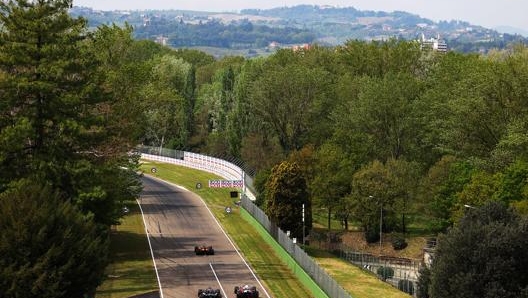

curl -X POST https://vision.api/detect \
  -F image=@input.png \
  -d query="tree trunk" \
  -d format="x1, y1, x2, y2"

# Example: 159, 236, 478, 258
327, 207, 332, 230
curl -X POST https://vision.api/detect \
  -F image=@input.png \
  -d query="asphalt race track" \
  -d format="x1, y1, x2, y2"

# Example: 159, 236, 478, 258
139, 175, 269, 298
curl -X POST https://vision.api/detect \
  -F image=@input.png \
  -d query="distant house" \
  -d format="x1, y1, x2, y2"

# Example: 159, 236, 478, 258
155, 36, 169, 46
292, 43, 311, 51
420, 33, 448, 52
268, 41, 280, 49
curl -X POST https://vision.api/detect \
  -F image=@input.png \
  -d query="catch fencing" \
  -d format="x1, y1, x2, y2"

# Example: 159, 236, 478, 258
138, 145, 352, 298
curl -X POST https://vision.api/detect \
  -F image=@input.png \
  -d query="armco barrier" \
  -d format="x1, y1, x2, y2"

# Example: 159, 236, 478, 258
139, 147, 352, 298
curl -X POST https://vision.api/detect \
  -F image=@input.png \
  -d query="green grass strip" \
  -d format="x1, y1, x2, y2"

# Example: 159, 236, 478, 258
96, 204, 158, 298
240, 208, 330, 298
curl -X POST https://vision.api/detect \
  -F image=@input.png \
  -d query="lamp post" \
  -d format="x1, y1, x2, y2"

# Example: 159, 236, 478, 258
370, 195, 382, 254
302, 203, 305, 248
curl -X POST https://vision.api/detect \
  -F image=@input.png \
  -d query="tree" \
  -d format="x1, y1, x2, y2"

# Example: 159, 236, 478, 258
249, 62, 331, 153
495, 159, 528, 203
331, 71, 429, 168
142, 54, 191, 150
419, 156, 475, 232
88, 24, 160, 149
264, 161, 311, 240
450, 170, 500, 223
417, 266, 432, 298
0, 0, 142, 227
0, 0, 96, 190
427, 201, 528, 298
385, 158, 421, 234
0, 183, 109, 298
310, 143, 354, 230
349, 160, 395, 242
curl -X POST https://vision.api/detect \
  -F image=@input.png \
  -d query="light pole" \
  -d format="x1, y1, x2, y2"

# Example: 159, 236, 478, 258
370, 195, 382, 254
302, 203, 305, 247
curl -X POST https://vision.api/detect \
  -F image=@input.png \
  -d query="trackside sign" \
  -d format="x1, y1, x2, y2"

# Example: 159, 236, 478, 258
208, 179, 243, 188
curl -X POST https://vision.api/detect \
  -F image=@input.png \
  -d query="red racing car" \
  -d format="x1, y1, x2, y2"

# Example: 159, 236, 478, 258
195, 245, 215, 255
234, 285, 259, 298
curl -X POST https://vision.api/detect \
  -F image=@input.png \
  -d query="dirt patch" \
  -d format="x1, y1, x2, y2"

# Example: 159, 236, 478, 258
313, 230, 427, 261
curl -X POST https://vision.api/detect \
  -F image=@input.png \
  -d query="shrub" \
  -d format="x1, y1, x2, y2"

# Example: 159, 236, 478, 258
398, 279, 415, 295
392, 236, 408, 250
376, 266, 394, 280
364, 227, 380, 243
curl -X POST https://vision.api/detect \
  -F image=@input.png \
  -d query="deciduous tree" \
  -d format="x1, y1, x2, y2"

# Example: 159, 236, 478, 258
264, 161, 311, 240
427, 201, 528, 298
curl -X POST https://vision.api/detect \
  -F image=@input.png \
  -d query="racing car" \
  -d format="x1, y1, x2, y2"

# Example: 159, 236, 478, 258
234, 285, 259, 298
194, 245, 215, 255
198, 287, 222, 297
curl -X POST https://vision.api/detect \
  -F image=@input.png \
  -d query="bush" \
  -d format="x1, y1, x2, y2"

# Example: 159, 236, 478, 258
392, 236, 408, 250
364, 227, 380, 243
376, 266, 394, 280
398, 279, 415, 295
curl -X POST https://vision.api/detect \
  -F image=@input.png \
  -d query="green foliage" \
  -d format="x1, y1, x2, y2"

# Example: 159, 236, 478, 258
0, 183, 109, 298
350, 159, 416, 236
253, 168, 271, 207
141, 54, 192, 149
417, 266, 431, 298
376, 266, 395, 281
450, 170, 501, 223
495, 159, 528, 203
0, 0, 142, 227
429, 201, 528, 298
420, 156, 476, 232
391, 236, 408, 250
134, 18, 316, 49
311, 143, 354, 230
250, 62, 332, 153
332, 71, 426, 165
0, 0, 96, 189
364, 226, 380, 244
264, 161, 311, 240
398, 279, 415, 295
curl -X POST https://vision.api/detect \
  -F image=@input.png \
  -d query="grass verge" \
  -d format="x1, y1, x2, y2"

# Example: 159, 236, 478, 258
95, 203, 158, 298
307, 247, 411, 298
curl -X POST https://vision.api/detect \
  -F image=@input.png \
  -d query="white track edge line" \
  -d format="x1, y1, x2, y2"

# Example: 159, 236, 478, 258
199, 192, 272, 298
209, 263, 228, 297
137, 198, 164, 298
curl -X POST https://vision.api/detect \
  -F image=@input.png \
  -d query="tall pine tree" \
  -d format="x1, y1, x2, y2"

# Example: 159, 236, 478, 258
0, 182, 109, 298
0, 0, 142, 226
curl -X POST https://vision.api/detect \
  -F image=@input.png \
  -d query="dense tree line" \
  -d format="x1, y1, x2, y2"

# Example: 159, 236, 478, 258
133, 18, 316, 49
3, 0, 528, 295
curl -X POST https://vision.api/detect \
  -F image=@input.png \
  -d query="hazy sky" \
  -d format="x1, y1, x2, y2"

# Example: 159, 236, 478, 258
73, 0, 528, 31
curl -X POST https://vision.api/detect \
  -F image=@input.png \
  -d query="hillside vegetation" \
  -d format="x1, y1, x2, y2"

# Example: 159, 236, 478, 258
71, 4, 528, 56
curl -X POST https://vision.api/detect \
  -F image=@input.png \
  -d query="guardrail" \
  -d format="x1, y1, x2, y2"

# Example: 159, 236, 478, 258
138, 146, 352, 298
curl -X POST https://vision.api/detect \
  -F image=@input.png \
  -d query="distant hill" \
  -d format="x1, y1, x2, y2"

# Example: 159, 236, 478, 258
494, 26, 528, 37
71, 5, 528, 57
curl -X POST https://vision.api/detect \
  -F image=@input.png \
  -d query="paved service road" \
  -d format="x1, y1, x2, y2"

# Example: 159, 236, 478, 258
139, 175, 269, 298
